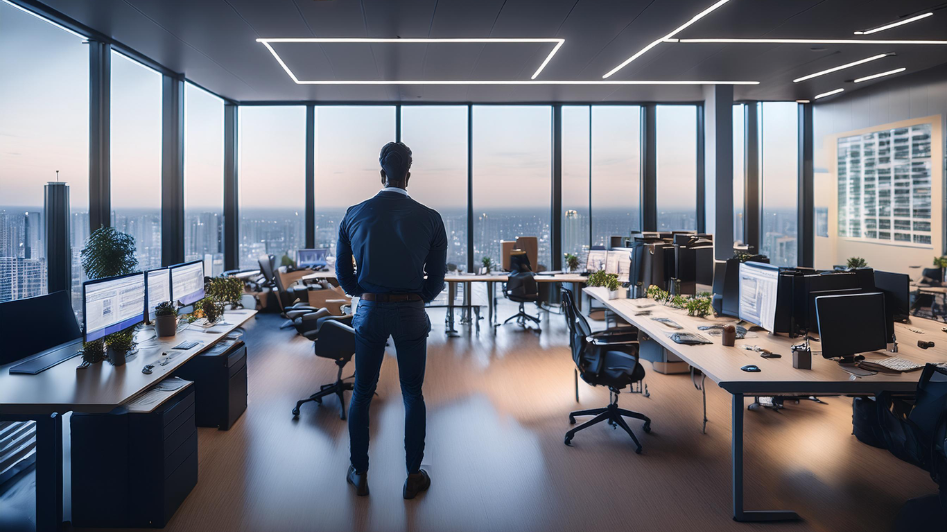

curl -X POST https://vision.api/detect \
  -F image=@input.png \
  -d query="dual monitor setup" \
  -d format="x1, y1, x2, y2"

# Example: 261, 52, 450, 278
82, 260, 206, 343
296, 248, 328, 270
585, 231, 714, 295
731, 261, 911, 362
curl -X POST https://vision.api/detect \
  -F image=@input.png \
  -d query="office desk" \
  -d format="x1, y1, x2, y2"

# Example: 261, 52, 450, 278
583, 287, 946, 523
300, 270, 336, 282
0, 309, 256, 532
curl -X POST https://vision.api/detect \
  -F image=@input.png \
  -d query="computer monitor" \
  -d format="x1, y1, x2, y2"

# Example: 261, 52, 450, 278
83, 272, 146, 342
738, 262, 779, 331
873, 270, 910, 322
297, 248, 328, 269
0, 291, 82, 366
145, 268, 170, 322
816, 292, 888, 360
170, 260, 205, 306
586, 249, 607, 272
609, 248, 632, 284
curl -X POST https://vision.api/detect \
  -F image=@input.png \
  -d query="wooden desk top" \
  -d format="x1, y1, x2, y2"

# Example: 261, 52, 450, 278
915, 284, 947, 294
300, 270, 336, 281
0, 309, 257, 415
303, 271, 587, 284
584, 287, 947, 395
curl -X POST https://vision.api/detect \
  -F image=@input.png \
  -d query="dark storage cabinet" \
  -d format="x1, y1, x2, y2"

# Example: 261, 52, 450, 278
174, 340, 247, 430
71, 386, 197, 528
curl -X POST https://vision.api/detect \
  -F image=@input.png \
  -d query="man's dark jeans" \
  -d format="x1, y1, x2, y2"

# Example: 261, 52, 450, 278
348, 299, 431, 474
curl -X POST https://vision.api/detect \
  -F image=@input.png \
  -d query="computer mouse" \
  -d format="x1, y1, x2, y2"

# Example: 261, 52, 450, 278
142, 365, 154, 375
741, 364, 761, 372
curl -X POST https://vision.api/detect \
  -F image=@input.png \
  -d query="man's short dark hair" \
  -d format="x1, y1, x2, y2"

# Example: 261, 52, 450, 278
379, 142, 412, 186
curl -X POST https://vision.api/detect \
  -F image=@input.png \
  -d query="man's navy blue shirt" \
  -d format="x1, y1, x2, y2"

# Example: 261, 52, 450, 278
336, 189, 447, 303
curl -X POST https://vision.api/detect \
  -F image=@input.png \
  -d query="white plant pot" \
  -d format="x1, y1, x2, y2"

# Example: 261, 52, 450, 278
607, 289, 620, 300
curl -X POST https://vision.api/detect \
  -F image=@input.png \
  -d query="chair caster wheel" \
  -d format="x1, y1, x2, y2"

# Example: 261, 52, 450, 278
635, 446, 642, 454
643, 423, 652, 434
568, 416, 576, 425
292, 407, 300, 417
564, 436, 573, 446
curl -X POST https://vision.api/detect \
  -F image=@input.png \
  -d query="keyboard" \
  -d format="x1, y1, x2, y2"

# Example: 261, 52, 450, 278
863, 357, 924, 373
9, 340, 83, 375
172, 340, 201, 350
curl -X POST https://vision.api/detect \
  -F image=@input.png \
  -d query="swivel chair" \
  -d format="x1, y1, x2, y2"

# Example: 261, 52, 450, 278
561, 288, 650, 453
503, 252, 540, 329
261, 255, 320, 329
292, 320, 356, 420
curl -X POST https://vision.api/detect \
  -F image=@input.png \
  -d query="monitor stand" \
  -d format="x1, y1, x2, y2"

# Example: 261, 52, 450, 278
837, 354, 866, 364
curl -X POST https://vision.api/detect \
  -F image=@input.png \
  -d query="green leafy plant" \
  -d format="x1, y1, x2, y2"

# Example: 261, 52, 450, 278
106, 329, 135, 356
587, 270, 619, 291
446, 263, 458, 272
646, 284, 669, 303
847, 256, 868, 269
685, 296, 713, 317
280, 254, 295, 268
81, 227, 138, 280
934, 256, 947, 269
564, 253, 580, 272
155, 301, 177, 317
81, 339, 105, 364
481, 256, 492, 273
201, 298, 223, 324
733, 251, 754, 263
670, 295, 688, 309
206, 277, 243, 308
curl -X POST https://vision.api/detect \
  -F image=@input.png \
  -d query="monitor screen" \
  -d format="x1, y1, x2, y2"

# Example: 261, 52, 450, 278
0, 291, 82, 365
297, 248, 328, 269
606, 248, 632, 283
873, 270, 910, 322
145, 268, 170, 321
816, 292, 888, 359
586, 249, 607, 272
738, 261, 779, 331
83, 273, 146, 342
171, 260, 205, 306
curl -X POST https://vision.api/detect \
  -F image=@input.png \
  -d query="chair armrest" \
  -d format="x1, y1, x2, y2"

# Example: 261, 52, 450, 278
299, 308, 331, 322
588, 336, 638, 347
590, 330, 637, 342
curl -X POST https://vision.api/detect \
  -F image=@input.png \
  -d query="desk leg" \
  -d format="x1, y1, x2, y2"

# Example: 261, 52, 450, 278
36, 413, 64, 532
731, 393, 800, 523
461, 282, 471, 324
572, 282, 583, 312
446, 281, 458, 335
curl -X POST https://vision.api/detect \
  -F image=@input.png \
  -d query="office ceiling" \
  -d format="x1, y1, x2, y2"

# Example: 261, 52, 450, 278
32, 0, 947, 103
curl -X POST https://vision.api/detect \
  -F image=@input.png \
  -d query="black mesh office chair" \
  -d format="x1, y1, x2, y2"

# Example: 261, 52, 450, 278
260, 255, 320, 329
292, 320, 356, 420
504, 252, 541, 329
561, 287, 650, 453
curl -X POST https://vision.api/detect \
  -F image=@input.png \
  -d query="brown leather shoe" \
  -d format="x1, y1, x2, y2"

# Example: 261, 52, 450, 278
403, 469, 431, 500
347, 466, 369, 496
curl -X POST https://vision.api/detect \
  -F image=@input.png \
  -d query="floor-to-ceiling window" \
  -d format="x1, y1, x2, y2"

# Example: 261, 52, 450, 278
592, 106, 641, 245
760, 102, 798, 267
111, 51, 162, 271
313, 106, 396, 255
562, 106, 591, 264
472, 106, 552, 270
184, 82, 224, 275
656, 105, 698, 231
238, 106, 306, 269
0, 1, 89, 314
733, 104, 745, 244
400, 106, 468, 270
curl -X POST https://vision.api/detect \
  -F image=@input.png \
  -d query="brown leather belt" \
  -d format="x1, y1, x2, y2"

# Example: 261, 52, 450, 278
360, 292, 422, 302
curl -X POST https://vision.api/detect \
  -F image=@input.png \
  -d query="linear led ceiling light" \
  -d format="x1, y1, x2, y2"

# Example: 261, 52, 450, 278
670, 38, 947, 45
814, 88, 844, 99
793, 53, 891, 83
854, 67, 906, 83
602, 0, 730, 79
257, 38, 759, 85
855, 12, 933, 35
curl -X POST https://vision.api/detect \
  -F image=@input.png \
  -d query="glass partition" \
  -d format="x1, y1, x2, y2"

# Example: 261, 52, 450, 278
184, 83, 224, 275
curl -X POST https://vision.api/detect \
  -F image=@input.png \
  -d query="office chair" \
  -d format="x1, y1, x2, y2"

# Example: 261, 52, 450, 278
263, 255, 322, 329
503, 252, 541, 329
292, 320, 356, 420
921, 268, 944, 287
561, 288, 650, 453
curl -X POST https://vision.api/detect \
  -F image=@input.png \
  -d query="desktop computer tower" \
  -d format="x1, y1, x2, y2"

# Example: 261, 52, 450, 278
174, 339, 248, 430
71, 386, 197, 528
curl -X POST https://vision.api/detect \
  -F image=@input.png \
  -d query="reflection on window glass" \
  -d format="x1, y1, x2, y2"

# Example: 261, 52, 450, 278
238, 106, 306, 269
111, 51, 162, 271
472, 106, 552, 270
656, 106, 697, 231
184, 83, 224, 275
733, 104, 745, 244
400, 106, 467, 270
314, 106, 396, 255
562, 106, 590, 265
592, 106, 640, 246
0, 3, 89, 317
760, 102, 798, 267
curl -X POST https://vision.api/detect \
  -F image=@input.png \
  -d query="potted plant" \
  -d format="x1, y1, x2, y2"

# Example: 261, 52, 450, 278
105, 330, 135, 366
564, 253, 580, 273
80, 227, 140, 364
588, 270, 621, 299
847, 257, 868, 269
207, 277, 244, 309
154, 301, 178, 337
481, 256, 492, 274
201, 298, 223, 324
685, 296, 712, 317
934, 256, 947, 283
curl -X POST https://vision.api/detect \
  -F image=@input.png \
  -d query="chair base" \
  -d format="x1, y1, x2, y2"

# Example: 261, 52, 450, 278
292, 371, 354, 420
564, 390, 650, 453
503, 302, 541, 330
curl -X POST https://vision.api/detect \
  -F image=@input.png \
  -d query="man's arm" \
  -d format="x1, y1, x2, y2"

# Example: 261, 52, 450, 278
420, 215, 448, 303
335, 211, 361, 297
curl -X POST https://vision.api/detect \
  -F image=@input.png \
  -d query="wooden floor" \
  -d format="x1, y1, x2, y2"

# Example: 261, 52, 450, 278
71, 304, 936, 531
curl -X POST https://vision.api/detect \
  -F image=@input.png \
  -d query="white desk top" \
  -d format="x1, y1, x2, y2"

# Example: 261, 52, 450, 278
584, 287, 947, 395
302, 271, 587, 284
0, 309, 256, 415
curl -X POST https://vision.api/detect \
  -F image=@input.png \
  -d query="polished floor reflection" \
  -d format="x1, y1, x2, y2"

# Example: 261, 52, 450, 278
66, 302, 933, 532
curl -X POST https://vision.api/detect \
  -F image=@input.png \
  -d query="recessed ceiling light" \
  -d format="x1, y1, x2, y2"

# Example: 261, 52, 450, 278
796, 99, 810, 103
257, 37, 758, 85
855, 12, 933, 35
814, 88, 844, 99
854, 67, 906, 83
793, 53, 891, 83
602, 0, 730, 79
671, 38, 947, 45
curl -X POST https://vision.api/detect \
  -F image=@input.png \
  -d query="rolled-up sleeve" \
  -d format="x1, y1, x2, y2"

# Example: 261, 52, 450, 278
420, 214, 448, 303
335, 210, 361, 297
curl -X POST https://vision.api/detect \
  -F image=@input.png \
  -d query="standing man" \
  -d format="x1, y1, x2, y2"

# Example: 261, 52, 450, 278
336, 142, 447, 499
